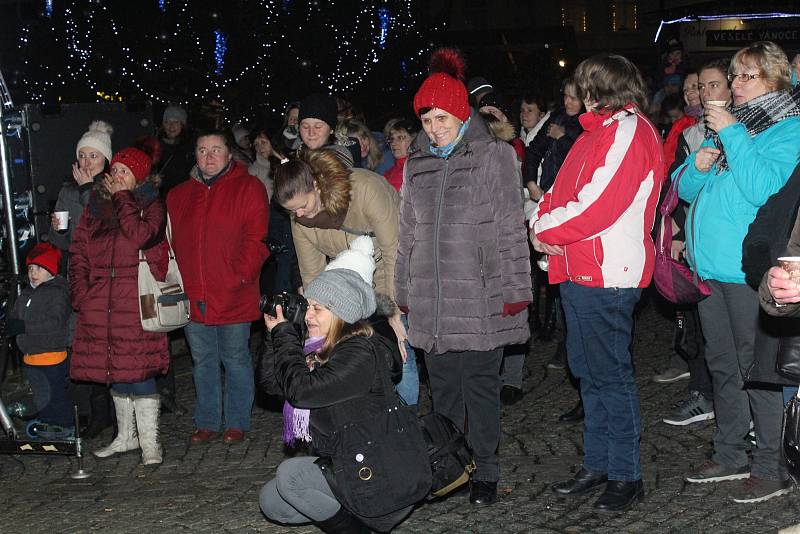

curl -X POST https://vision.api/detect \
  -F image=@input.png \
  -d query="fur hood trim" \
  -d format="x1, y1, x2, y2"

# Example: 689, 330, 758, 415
486, 119, 516, 142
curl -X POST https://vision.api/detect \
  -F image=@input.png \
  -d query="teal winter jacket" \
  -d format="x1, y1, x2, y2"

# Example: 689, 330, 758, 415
677, 117, 800, 283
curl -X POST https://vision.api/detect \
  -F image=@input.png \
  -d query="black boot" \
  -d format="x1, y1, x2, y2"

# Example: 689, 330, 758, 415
315, 508, 370, 533
537, 295, 559, 341
157, 361, 187, 416
82, 384, 115, 439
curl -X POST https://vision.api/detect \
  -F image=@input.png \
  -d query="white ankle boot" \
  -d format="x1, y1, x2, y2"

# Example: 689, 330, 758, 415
134, 394, 162, 465
94, 391, 139, 458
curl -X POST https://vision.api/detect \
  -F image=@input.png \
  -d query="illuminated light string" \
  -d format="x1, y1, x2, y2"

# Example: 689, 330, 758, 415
654, 11, 800, 42
45, 0, 53, 18
19, 1, 431, 109
214, 30, 227, 76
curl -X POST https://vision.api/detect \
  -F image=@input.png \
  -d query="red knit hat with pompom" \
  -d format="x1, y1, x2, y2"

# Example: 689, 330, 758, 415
26, 242, 61, 276
413, 48, 470, 122
110, 147, 152, 182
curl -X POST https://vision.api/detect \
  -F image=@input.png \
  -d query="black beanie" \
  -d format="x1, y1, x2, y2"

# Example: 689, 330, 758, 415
298, 93, 338, 131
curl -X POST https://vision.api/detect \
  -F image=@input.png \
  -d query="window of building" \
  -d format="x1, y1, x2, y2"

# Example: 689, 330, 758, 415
612, 1, 638, 32
561, 0, 588, 32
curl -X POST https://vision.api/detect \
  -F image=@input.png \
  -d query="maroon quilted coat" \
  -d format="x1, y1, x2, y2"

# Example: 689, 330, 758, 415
69, 184, 169, 384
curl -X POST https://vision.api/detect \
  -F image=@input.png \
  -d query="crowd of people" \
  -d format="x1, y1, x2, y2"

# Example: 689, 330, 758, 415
8, 38, 800, 531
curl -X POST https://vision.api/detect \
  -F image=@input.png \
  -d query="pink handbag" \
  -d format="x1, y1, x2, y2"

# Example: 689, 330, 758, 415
653, 168, 711, 305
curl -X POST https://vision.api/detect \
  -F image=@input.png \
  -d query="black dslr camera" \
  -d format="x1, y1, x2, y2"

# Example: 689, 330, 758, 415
259, 292, 309, 326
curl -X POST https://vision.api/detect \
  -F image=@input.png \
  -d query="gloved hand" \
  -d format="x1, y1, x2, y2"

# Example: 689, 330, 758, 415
502, 301, 529, 317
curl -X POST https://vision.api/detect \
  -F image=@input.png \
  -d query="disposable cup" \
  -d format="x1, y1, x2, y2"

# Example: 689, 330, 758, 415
705, 100, 727, 108
778, 256, 800, 283
54, 211, 69, 230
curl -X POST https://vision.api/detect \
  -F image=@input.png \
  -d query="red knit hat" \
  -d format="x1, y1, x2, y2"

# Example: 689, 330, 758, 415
413, 48, 470, 122
111, 147, 152, 182
26, 242, 61, 276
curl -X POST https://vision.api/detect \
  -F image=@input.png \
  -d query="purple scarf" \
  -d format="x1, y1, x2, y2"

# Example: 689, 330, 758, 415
282, 335, 325, 445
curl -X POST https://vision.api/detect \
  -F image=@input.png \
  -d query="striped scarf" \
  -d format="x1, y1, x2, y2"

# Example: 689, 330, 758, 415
705, 89, 800, 173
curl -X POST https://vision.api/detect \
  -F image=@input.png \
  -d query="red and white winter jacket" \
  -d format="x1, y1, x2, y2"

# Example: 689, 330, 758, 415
530, 106, 664, 289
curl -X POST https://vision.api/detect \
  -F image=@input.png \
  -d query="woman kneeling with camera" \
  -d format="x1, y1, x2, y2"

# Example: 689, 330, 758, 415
259, 237, 418, 533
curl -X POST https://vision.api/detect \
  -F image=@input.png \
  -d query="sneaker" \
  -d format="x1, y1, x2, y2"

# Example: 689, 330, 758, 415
730, 476, 793, 503
663, 391, 714, 426
652, 367, 690, 383
685, 460, 750, 483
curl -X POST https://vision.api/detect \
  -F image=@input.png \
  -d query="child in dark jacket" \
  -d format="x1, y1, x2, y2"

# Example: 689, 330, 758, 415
8, 242, 73, 439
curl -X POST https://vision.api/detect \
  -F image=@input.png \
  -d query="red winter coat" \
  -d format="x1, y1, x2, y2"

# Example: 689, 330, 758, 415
531, 106, 665, 289
69, 186, 169, 384
166, 161, 269, 325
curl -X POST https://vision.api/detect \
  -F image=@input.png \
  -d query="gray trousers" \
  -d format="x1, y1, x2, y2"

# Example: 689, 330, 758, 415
425, 348, 504, 482
698, 280, 787, 480
501, 345, 526, 388
260, 457, 341, 524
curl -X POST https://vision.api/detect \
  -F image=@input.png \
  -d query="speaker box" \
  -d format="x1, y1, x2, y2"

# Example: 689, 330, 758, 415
22, 102, 154, 239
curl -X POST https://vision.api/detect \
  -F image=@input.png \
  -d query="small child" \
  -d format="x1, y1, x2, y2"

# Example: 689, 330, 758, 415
8, 242, 73, 439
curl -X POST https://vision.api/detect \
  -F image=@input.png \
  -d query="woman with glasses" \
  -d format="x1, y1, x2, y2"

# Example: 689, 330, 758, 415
382, 118, 417, 192
677, 41, 800, 504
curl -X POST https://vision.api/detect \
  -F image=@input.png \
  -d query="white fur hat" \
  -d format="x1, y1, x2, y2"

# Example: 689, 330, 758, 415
324, 235, 375, 285
76, 120, 113, 162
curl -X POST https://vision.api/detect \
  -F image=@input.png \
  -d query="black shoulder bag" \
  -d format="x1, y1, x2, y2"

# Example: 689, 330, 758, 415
316, 342, 432, 518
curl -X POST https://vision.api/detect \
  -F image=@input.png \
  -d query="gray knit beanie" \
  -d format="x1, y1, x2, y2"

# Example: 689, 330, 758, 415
304, 236, 377, 323
305, 270, 377, 324
163, 105, 188, 125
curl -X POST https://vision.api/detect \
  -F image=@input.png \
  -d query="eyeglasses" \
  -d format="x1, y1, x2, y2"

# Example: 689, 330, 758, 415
727, 72, 761, 83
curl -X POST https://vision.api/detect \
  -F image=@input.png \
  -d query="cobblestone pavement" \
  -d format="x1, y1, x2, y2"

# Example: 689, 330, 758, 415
3, 294, 800, 533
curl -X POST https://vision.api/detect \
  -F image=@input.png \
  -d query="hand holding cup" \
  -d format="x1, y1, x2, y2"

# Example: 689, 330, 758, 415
768, 258, 800, 304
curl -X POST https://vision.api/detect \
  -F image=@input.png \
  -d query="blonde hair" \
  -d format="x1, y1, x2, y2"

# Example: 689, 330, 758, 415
731, 41, 791, 92
317, 315, 374, 362
342, 120, 383, 171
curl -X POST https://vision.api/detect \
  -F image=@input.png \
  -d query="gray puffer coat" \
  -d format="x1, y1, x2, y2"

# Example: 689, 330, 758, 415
395, 112, 532, 354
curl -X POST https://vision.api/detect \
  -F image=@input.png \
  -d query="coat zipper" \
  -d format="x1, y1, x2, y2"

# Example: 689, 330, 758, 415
432, 159, 450, 349
478, 247, 486, 288
106, 231, 117, 385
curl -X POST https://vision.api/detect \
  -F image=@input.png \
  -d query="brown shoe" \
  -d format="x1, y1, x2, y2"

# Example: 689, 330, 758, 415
190, 428, 220, 444
223, 428, 245, 444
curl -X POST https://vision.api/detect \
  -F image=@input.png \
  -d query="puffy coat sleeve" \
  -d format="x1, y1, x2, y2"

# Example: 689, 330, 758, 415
535, 115, 663, 246
292, 223, 328, 289
676, 139, 712, 204
488, 141, 533, 304
272, 323, 375, 409
358, 180, 399, 300
233, 178, 270, 283
394, 164, 415, 309
68, 210, 91, 310
113, 191, 166, 250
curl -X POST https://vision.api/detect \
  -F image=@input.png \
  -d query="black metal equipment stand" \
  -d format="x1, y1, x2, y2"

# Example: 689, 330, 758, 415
0, 67, 89, 479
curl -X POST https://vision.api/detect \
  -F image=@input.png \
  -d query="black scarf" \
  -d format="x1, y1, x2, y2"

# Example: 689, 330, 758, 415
705, 89, 800, 173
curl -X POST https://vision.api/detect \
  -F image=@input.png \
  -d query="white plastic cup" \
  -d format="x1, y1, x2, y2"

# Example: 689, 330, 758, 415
54, 211, 69, 231
705, 100, 727, 108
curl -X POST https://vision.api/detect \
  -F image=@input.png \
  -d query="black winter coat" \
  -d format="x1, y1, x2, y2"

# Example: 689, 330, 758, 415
522, 109, 583, 193
10, 275, 71, 355
259, 322, 400, 454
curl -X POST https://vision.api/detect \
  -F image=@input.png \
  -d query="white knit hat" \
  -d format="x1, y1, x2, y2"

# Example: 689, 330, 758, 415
76, 120, 113, 162
324, 236, 375, 284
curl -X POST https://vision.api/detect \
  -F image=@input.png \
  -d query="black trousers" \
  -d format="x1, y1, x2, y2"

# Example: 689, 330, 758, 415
425, 348, 503, 482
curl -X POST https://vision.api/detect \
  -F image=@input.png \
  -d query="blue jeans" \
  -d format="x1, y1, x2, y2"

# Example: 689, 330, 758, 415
184, 321, 255, 431
561, 282, 642, 481
396, 314, 419, 405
